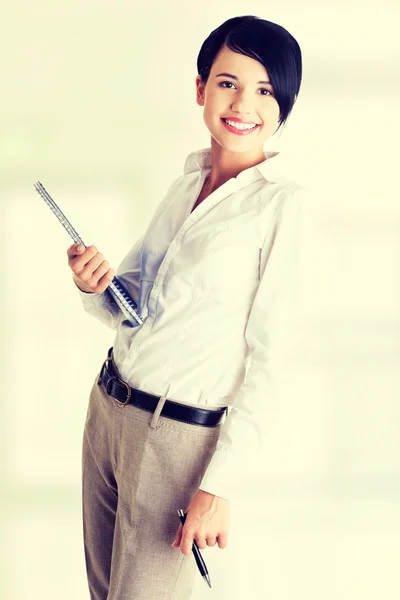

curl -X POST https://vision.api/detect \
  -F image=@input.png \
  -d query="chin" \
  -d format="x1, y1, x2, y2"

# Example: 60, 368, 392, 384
214, 136, 262, 154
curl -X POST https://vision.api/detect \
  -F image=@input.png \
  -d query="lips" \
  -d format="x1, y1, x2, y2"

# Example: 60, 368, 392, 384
221, 118, 261, 136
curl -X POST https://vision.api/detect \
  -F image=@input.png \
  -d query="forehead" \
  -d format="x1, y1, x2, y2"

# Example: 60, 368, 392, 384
210, 44, 270, 80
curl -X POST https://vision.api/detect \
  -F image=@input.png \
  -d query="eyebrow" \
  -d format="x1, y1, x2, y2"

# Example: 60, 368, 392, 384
215, 72, 271, 85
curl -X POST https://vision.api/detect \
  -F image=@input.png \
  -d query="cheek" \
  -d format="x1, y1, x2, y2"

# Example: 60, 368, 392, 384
272, 100, 281, 120
264, 98, 280, 115
203, 90, 223, 113
261, 102, 280, 127
202, 108, 214, 128
203, 102, 221, 126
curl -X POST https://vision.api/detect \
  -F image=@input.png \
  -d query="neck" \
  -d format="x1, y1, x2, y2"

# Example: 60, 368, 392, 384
206, 137, 267, 193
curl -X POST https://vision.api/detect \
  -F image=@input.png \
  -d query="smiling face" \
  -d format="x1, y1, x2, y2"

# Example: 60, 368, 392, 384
196, 45, 281, 158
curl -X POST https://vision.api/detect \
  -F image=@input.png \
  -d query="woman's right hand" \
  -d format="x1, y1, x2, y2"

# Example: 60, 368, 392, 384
67, 244, 115, 294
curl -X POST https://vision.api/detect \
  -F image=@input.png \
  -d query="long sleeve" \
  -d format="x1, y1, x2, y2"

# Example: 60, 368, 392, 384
76, 232, 144, 330
198, 187, 309, 500
76, 174, 183, 330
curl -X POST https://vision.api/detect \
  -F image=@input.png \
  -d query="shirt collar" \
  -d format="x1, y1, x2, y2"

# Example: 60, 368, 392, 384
183, 146, 287, 184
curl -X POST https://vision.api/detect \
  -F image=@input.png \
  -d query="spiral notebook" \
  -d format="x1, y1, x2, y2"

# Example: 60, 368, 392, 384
34, 181, 143, 328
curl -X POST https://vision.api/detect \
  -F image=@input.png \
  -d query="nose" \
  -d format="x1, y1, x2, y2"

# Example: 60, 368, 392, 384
230, 88, 253, 115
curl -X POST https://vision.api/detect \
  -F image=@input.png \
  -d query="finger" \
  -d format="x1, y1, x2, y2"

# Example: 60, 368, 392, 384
90, 265, 115, 294
97, 268, 115, 292
194, 535, 207, 550
67, 243, 85, 258
206, 536, 217, 547
181, 529, 195, 555
69, 245, 98, 271
171, 523, 183, 548
73, 250, 104, 280
79, 249, 104, 274
217, 533, 228, 549
91, 259, 111, 283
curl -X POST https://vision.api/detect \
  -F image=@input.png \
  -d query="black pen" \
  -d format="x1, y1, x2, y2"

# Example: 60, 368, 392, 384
177, 509, 212, 588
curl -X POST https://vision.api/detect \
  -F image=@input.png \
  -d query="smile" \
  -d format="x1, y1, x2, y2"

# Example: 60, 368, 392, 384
221, 118, 260, 135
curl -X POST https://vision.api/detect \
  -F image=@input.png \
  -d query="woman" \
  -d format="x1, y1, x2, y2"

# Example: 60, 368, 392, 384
67, 15, 305, 600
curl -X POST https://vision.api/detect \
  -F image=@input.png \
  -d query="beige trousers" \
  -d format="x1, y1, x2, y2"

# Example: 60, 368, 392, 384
82, 371, 222, 600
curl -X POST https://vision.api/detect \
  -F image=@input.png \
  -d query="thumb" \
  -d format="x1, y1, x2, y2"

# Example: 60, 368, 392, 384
172, 522, 183, 548
67, 243, 85, 258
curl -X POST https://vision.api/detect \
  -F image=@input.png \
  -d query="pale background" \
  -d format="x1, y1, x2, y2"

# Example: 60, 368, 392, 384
1, 1, 400, 599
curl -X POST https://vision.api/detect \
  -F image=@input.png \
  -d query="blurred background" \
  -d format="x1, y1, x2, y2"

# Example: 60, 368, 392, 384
1, 1, 399, 598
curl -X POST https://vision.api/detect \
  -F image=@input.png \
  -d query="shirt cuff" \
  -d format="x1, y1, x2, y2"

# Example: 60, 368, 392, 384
77, 287, 110, 308
198, 445, 242, 501
76, 285, 123, 330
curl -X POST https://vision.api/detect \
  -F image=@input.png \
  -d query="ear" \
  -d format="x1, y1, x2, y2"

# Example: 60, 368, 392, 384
196, 75, 205, 107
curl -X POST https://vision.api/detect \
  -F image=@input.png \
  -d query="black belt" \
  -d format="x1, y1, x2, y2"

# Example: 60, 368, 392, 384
97, 347, 228, 428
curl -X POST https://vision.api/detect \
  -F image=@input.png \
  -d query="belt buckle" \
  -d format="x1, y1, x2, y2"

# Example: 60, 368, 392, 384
108, 377, 131, 407
100, 351, 131, 406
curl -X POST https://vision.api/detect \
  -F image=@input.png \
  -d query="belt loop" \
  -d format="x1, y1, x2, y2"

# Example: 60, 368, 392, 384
149, 384, 171, 429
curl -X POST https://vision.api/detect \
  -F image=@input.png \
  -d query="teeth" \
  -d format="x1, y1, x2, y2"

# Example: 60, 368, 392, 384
224, 119, 257, 130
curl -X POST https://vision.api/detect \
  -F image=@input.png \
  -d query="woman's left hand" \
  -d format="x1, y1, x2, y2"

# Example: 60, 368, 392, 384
171, 489, 230, 555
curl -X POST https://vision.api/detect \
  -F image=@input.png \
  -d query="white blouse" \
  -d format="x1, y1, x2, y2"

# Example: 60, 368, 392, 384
78, 146, 310, 500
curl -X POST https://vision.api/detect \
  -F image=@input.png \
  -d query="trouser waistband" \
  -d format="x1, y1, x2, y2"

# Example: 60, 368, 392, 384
98, 347, 228, 428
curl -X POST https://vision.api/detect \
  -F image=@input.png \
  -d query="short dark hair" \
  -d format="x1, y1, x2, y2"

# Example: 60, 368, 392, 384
197, 15, 302, 135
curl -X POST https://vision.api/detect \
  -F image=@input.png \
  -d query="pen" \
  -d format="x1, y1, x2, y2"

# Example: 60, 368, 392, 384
177, 509, 212, 588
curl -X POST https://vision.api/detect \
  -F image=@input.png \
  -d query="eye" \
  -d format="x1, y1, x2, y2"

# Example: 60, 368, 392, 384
219, 80, 236, 89
219, 81, 273, 96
